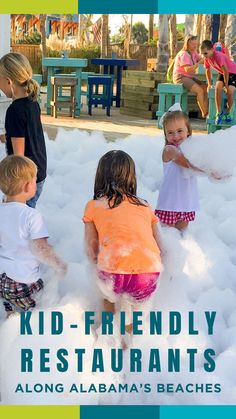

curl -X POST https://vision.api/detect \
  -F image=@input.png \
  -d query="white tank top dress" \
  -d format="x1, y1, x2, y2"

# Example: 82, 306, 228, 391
156, 160, 199, 212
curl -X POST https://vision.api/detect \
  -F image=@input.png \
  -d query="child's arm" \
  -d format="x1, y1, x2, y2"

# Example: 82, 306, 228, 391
163, 145, 204, 173
222, 65, 229, 89
84, 222, 99, 264
206, 68, 213, 90
11, 137, 25, 155
31, 238, 67, 275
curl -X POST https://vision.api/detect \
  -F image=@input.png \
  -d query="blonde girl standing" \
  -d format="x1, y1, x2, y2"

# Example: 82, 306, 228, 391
0, 52, 47, 208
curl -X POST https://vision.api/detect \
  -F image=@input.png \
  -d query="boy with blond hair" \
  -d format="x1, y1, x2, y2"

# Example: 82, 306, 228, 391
0, 155, 66, 316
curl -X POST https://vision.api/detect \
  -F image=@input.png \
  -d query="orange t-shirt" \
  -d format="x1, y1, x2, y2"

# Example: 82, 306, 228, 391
83, 197, 162, 274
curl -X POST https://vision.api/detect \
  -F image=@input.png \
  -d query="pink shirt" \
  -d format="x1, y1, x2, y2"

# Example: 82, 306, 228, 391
204, 50, 236, 74
173, 50, 201, 79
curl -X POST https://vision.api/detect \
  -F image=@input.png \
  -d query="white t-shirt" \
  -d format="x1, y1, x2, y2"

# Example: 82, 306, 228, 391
0, 202, 49, 283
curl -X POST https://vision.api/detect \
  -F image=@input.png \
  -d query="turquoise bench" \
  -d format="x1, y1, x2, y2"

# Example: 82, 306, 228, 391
207, 87, 236, 133
156, 83, 188, 128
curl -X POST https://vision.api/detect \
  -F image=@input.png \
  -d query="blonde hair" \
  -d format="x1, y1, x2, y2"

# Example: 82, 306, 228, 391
183, 34, 198, 52
0, 52, 39, 101
162, 110, 192, 145
0, 155, 37, 196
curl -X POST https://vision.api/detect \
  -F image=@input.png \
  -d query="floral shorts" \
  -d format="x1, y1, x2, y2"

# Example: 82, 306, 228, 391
155, 209, 195, 225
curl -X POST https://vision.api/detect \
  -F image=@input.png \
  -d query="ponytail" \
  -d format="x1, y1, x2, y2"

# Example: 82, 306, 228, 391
25, 79, 39, 101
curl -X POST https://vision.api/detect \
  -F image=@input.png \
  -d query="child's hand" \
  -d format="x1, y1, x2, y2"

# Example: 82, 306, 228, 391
0, 134, 6, 144
209, 171, 222, 180
209, 171, 231, 181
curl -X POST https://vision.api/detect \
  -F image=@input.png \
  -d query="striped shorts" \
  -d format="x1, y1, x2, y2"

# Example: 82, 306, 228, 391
0, 273, 43, 313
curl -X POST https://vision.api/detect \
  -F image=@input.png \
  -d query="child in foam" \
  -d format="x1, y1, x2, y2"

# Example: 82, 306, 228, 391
201, 39, 236, 125
0, 155, 67, 317
83, 150, 162, 347
155, 104, 220, 232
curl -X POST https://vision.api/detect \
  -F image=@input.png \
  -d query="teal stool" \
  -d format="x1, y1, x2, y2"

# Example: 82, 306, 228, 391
156, 83, 188, 128
207, 87, 236, 133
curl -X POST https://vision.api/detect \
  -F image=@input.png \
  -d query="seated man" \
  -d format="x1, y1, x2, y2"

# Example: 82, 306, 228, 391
201, 39, 236, 124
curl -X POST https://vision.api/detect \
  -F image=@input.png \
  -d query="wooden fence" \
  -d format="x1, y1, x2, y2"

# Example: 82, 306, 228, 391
11, 42, 184, 73
11, 44, 42, 74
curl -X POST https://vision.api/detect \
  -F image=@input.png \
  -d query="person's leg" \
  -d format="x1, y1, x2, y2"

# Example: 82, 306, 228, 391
175, 220, 189, 231
27, 179, 45, 208
189, 82, 208, 117
226, 85, 235, 113
215, 80, 224, 114
103, 298, 115, 313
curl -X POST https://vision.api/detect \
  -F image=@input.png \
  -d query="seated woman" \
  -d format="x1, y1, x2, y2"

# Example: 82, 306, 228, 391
173, 34, 208, 118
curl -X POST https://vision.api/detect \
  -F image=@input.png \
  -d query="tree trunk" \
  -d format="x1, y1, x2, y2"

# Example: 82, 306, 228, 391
11, 15, 17, 45
202, 14, 212, 41
148, 14, 154, 41
193, 14, 202, 37
225, 14, 236, 59
101, 14, 109, 58
219, 14, 228, 43
39, 14, 47, 84
169, 14, 177, 59
185, 15, 195, 36
157, 14, 169, 73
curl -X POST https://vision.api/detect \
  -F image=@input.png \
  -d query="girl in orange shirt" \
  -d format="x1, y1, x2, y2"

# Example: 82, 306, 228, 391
83, 150, 162, 345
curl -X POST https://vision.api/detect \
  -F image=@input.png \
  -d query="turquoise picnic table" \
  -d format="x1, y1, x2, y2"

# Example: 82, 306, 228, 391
42, 57, 88, 116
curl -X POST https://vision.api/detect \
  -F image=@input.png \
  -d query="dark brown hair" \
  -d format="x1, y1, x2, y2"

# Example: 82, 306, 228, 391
94, 150, 146, 208
162, 110, 192, 144
200, 39, 213, 52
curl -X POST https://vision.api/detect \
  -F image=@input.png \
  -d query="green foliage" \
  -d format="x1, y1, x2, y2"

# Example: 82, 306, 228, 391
44, 45, 101, 73
111, 24, 126, 44
176, 23, 184, 41
69, 44, 101, 72
146, 38, 158, 46
132, 22, 148, 44
16, 31, 41, 45
111, 34, 125, 44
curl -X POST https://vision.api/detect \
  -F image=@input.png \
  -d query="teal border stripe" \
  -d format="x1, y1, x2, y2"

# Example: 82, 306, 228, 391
158, 1, 236, 13
160, 406, 236, 419
80, 405, 159, 419
78, 0, 158, 13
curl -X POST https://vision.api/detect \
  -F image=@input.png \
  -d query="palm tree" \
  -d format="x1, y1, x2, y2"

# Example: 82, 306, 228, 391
219, 15, 228, 43
202, 14, 212, 41
225, 14, 236, 58
148, 14, 154, 41
193, 14, 203, 36
39, 14, 47, 83
156, 14, 169, 73
185, 15, 195, 35
101, 14, 109, 58
169, 14, 177, 59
